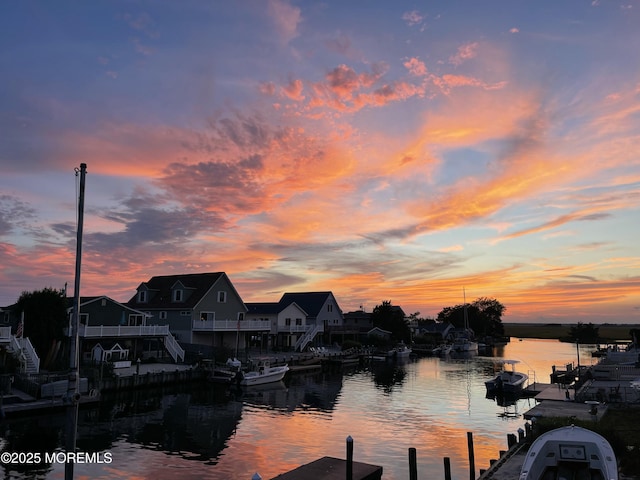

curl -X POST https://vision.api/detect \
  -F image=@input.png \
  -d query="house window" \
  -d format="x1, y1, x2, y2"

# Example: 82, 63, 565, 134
285, 318, 291, 326
180, 311, 190, 316
159, 311, 167, 320
200, 312, 214, 321
218, 291, 227, 303
327, 304, 333, 312
138, 291, 147, 303
101, 298, 107, 307
129, 314, 143, 326
237, 312, 244, 321
296, 318, 302, 326
173, 289, 183, 302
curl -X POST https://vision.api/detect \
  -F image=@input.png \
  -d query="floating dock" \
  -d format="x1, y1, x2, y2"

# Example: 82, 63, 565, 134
270, 456, 382, 480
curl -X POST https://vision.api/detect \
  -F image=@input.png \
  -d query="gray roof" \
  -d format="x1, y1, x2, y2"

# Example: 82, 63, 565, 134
278, 292, 334, 318
126, 272, 226, 309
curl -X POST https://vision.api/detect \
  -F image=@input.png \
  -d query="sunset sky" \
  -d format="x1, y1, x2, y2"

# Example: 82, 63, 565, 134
1, 1, 639, 323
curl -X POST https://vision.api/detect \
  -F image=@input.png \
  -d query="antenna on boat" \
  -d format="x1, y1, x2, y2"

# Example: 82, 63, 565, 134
65, 163, 86, 480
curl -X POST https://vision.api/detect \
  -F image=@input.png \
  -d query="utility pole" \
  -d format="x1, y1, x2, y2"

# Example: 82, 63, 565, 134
65, 163, 86, 480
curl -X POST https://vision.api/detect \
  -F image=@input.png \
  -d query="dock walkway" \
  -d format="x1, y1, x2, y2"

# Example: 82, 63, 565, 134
270, 456, 382, 480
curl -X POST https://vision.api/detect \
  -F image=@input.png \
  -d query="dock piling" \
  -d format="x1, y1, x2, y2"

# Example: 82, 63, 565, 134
467, 431, 475, 480
346, 435, 353, 480
444, 457, 452, 480
408, 447, 417, 480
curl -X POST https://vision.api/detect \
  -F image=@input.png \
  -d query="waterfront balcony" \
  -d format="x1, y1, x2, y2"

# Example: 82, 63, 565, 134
192, 319, 271, 332
79, 324, 171, 338
276, 325, 308, 334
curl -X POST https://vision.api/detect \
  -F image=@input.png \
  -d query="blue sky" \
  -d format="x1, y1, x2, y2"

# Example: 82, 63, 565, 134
1, 1, 639, 323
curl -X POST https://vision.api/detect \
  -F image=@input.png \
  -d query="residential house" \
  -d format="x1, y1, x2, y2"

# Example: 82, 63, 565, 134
245, 301, 308, 351
418, 322, 455, 344
337, 309, 374, 343
126, 273, 270, 357
71, 295, 184, 364
276, 292, 343, 351
0, 304, 39, 373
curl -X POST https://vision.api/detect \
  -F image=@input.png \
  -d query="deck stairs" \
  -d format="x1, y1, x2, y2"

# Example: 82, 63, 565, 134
164, 332, 185, 363
295, 324, 322, 352
9, 336, 40, 374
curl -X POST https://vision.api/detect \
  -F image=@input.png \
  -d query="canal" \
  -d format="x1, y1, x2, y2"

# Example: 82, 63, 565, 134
0, 338, 597, 479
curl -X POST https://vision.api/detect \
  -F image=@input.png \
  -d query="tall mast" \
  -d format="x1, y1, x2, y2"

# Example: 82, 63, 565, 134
66, 163, 86, 480
463, 287, 468, 330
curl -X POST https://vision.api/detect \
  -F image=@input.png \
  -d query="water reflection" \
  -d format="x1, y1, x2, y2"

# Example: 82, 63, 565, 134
0, 339, 598, 480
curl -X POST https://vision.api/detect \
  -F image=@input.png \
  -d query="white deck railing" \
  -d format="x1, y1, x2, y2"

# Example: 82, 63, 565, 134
295, 324, 323, 352
79, 324, 171, 338
164, 332, 185, 363
18, 337, 40, 373
192, 319, 271, 332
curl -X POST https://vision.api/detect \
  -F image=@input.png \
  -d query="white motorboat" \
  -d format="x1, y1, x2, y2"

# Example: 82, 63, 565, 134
240, 360, 289, 386
485, 360, 529, 394
387, 343, 412, 359
519, 425, 618, 480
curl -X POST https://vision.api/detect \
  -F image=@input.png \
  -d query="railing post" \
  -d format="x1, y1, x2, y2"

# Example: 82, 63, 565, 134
346, 435, 353, 480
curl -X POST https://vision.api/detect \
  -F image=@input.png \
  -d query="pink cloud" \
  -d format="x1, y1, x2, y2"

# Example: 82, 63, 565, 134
449, 42, 479, 66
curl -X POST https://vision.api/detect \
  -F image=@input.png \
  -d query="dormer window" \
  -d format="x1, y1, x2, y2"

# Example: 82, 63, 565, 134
173, 289, 183, 302
138, 291, 147, 303
218, 291, 227, 303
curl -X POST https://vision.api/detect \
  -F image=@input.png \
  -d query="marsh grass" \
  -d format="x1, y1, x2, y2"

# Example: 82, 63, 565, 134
503, 323, 639, 342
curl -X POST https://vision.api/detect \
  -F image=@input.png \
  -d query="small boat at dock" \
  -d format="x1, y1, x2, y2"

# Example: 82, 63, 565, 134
519, 425, 618, 480
240, 359, 289, 386
387, 343, 412, 359
485, 360, 528, 394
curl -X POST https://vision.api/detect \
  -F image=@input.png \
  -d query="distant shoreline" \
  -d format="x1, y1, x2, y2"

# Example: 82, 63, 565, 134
503, 323, 640, 341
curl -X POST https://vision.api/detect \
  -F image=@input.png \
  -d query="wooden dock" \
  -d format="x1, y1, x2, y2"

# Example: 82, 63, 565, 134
270, 456, 382, 480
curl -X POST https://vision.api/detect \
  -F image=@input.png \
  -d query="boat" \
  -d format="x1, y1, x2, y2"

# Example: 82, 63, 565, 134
485, 360, 528, 394
387, 342, 412, 359
452, 288, 478, 353
240, 360, 289, 386
519, 425, 618, 480
452, 336, 478, 353
209, 358, 243, 384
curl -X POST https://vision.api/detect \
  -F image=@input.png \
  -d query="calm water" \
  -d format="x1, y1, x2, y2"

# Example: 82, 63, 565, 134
1, 339, 598, 480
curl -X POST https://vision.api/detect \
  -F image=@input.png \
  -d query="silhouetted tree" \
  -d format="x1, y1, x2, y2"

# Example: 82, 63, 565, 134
371, 301, 411, 343
437, 297, 505, 337
15, 287, 67, 363
568, 322, 600, 343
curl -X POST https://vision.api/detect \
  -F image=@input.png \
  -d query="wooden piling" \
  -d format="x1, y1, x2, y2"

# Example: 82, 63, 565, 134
408, 447, 417, 480
444, 457, 452, 480
346, 436, 353, 480
467, 431, 475, 480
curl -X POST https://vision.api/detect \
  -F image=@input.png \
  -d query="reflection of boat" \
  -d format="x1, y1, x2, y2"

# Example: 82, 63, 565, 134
519, 425, 618, 480
240, 360, 289, 386
387, 343, 412, 359
432, 344, 452, 356
485, 360, 528, 394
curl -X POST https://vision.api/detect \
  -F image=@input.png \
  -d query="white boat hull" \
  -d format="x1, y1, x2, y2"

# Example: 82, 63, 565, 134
519, 425, 618, 480
240, 365, 289, 386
